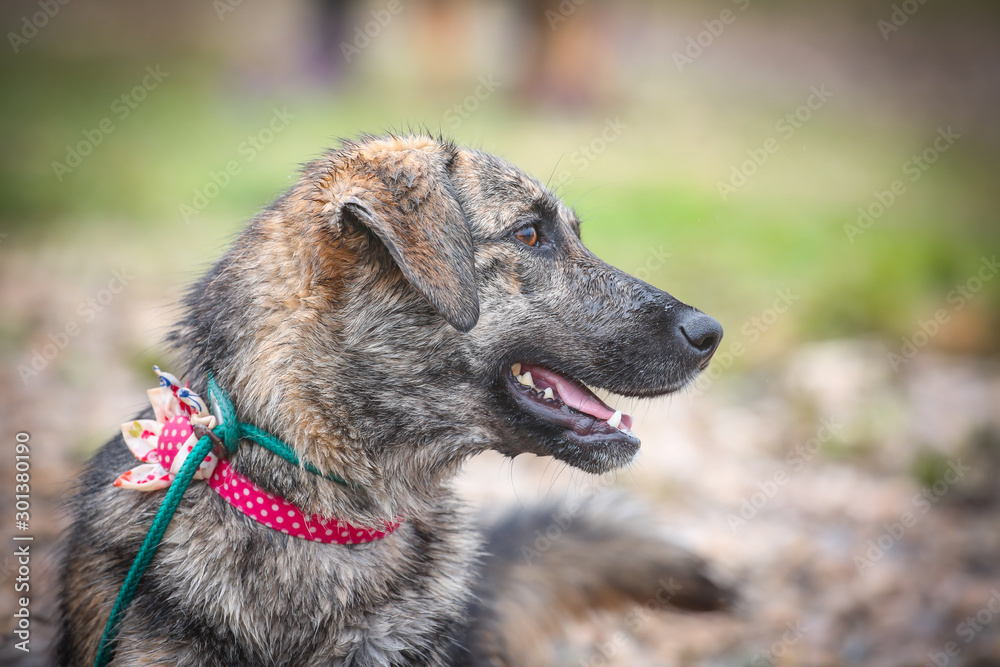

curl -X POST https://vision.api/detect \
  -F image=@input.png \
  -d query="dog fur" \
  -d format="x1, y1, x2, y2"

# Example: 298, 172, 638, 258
57, 134, 729, 666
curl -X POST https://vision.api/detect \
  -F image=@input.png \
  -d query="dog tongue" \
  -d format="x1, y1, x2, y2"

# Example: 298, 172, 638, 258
521, 364, 633, 430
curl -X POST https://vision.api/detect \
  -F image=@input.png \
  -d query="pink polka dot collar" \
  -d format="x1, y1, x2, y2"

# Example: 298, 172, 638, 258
114, 367, 400, 545
206, 460, 399, 543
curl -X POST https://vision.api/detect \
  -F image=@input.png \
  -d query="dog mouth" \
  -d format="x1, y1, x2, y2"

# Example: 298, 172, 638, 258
504, 362, 638, 444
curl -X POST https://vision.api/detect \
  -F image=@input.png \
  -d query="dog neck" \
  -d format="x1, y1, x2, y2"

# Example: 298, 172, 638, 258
169, 213, 475, 528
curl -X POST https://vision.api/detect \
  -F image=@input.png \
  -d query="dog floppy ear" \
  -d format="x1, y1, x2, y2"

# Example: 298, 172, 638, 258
336, 137, 480, 332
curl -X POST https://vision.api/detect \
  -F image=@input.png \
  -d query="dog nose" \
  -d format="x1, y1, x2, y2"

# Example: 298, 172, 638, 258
678, 311, 723, 358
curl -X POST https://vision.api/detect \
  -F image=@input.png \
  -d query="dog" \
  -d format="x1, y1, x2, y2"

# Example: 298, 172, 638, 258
56, 134, 730, 666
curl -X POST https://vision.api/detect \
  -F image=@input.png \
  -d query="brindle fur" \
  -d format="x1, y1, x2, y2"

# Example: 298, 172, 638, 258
57, 135, 730, 666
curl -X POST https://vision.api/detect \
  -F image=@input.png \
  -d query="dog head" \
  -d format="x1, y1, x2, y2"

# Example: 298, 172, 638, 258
178, 134, 722, 497
318, 134, 721, 474
450, 146, 721, 473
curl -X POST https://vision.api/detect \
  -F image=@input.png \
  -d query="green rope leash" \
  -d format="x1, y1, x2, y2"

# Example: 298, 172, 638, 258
93, 433, 214, 666
93, 374, 349, 667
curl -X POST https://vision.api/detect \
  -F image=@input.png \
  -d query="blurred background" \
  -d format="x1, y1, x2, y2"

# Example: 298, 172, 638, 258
1, 0, 999, 664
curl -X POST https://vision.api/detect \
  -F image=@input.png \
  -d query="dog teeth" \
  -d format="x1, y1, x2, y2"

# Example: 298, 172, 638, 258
518, 371, 535, 388
543, 387, 554, 400
511, 363, 522, 377
615, 420, 634, 436
607, 410, 622, 429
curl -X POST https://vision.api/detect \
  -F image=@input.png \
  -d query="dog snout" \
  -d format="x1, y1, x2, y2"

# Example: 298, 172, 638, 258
677, 310, 723, 362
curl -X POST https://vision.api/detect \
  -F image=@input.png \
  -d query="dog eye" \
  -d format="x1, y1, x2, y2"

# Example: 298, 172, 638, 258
514, 225, 540, 247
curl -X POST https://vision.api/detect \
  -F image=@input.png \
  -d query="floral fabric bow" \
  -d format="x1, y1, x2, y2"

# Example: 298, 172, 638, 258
114, 366, 219, 490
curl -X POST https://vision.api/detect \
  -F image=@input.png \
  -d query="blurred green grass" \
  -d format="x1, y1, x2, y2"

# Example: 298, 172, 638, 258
1, 52, 997, 360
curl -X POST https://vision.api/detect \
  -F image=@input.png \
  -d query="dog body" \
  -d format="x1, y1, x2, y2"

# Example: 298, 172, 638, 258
58, 135, 725, 666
